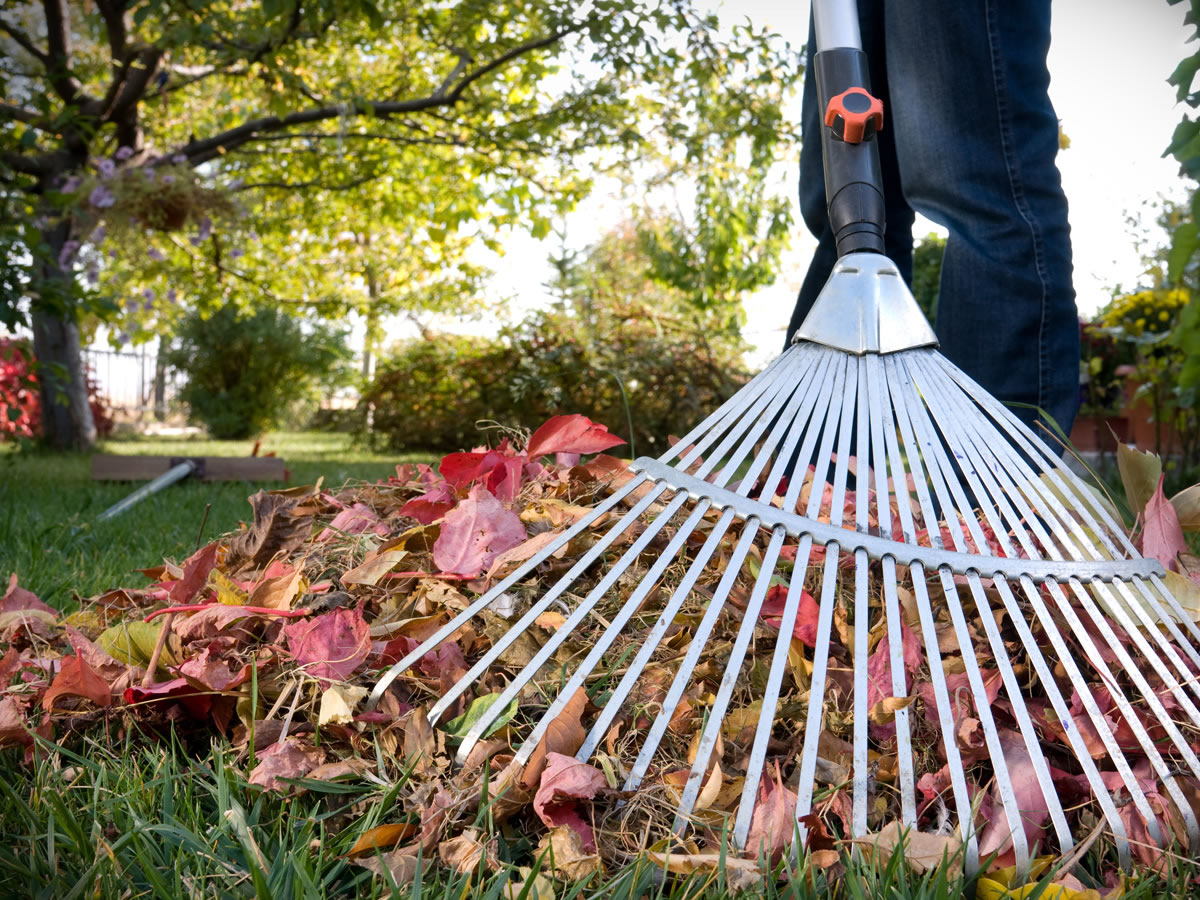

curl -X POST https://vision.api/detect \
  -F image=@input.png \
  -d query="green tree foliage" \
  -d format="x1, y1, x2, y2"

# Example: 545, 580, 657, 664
910, 232, 945, 325
0, 0, 799, 449
168, 305, 351, 439
364, 220, 749, 453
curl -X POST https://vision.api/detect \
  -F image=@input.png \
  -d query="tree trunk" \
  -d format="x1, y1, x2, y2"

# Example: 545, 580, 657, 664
32, 221, 97, 450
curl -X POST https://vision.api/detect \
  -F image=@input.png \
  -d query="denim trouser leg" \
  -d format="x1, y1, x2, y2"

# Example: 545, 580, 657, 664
787, 0, 1080, 437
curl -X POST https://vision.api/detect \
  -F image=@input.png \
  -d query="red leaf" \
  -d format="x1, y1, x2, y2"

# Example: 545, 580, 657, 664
533, 752, 609, 852
283, 607, 371, 685
760, 585, 820, 646
124, 678, 213, 719
168, 542, 220, 605
1, 573, 56, 617
316, 503, 390, 542
0, 696, 31, 747
399, 497, 455, 526
176, 644, 255, 691
1143, 475, 1187, 571
440, 451, 488, 487
42, 655, 112, 710
976, 730, 1051, 863
526, 415, 625, 460
432, 485, 527, 578
746, 763, 798, 863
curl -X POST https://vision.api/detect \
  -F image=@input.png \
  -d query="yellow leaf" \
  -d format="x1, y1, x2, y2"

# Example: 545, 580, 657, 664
98, 620, 174, 669
868, 695, 915, 726
1116, 442, 1161, 516
648, 852, 762, 892
210, 570, 248, 605
1171, 483, 1200, 532
318, 683, 367, 725
341, 550, 408, 586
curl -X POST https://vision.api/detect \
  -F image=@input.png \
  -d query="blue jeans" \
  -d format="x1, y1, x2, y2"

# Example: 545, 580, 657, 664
786, 0, 1080, 437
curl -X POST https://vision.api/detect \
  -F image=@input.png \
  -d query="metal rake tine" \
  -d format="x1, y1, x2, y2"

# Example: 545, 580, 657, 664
570, 350, 831, 765
731, 352, 855, 844
678, 352, 852, 831
909, 355, 1200, 696
657, 347, 799, 469
366, 472, 649, 710
900, 354, 1145, 860
891, 355, 1078, 858
623, 524, 761, 790
865, 354, 981, 869
793, 544, 842, 840
432, 484, 677, 728
884, 357, 1034, 873
851, 357, 877, 837
435, 344, 805, 734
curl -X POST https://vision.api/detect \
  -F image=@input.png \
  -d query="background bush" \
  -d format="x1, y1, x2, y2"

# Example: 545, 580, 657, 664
362, 300, 749, 456
168, 305, 352, 440
1, 337, 113, 442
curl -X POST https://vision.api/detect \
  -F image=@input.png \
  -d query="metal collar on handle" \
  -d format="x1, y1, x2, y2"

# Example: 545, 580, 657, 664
813, 0, 863, 51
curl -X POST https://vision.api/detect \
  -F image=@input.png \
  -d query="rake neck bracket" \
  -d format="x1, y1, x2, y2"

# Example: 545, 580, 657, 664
793, 252, 940, 354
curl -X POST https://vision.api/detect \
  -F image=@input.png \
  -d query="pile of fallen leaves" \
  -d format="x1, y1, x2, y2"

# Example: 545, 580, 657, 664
3, 415, 1200, 896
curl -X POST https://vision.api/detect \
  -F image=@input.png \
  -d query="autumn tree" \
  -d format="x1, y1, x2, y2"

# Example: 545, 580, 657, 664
0, 0, 799, 449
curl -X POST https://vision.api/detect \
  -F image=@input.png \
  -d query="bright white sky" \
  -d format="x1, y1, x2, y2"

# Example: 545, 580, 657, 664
476, 0, 1193, 367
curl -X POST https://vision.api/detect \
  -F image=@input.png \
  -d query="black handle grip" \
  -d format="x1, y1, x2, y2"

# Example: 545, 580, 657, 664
814, 47, 886, 256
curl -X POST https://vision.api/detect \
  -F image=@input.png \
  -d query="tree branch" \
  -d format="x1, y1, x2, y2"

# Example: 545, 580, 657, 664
241, 172, 379, 192
178, 28, 576, 164
0, 18, 49, 63
41, 0, 84, 103
0, 101, 48, 127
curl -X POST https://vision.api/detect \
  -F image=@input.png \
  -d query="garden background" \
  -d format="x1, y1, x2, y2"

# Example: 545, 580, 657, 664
4, 0, 1200, 897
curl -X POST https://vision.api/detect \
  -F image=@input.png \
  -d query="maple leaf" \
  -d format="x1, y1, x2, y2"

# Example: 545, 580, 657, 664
432, 485, 527, 577
976, 730, 1052, 863
533, 752, 609, 852
283, 607, 371, 685
227, 491, 313, 570
760, 584, 820, 646
42, 655, 112, 711
1143, 475, 1186, 571
526, 415, 626, 459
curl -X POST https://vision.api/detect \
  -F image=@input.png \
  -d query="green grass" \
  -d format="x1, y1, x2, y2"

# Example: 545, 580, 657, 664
0, 431, 423, 610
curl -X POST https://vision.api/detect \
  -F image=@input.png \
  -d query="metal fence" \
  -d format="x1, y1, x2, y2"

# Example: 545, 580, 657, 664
83, 346, 183, 418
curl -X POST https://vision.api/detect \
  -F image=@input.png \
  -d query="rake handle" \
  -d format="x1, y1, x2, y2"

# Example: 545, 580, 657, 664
812, 0, 886, 257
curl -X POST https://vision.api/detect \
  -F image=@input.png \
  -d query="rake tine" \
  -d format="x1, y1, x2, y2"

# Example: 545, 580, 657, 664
865, 354, 981, 871
676, 353, 851, 831
507, 351, 830, 766
730, 353, 855, 844
884, 356, 1034, 874
446, 352, 815, 743
892, 355, 1076, 858
367, 342, 802, 711
902, 355, 1140, 862
568, 353, 833, 766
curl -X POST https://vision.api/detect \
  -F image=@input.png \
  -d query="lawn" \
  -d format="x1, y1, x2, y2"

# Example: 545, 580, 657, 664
0, 432, 1194, 899
0, 431, 421, 610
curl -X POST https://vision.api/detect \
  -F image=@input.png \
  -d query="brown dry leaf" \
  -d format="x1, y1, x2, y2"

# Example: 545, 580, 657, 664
247, 738, 325, 791
648, 852, 762, 893
341, 550, 408, 587
1173, 483, 1200, 532
353, 846, 426, 885
347, 822, 419, 856
505, 866, 556, 900
868, 695, 915, 726
438, 827, 494, 874
694, 760, 724, 812
534, 611, 567, 631
249, 563, 306, 610
833, 605, 854, 654
522, 688, 588, 790
306, 758, 372, 782
487, 757, 533, 822
1117, 442, 1162, 516
536, 824, 603, 881
402, 708, 444, 777
862, 820, 962, 876
228, 491, 312, 570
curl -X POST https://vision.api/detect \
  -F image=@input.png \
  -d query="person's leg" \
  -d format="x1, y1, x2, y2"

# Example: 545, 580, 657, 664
785, 1, 916, 348
883, 0, 1079, 435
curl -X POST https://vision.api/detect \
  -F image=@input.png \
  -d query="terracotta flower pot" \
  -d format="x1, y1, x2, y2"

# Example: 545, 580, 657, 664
1069, 414, 1128, 453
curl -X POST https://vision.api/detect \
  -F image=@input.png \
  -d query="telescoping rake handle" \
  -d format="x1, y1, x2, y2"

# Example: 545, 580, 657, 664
370, 0, 1200, 879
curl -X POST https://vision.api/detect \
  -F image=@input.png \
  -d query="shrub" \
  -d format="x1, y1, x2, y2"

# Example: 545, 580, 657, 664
1, 337, 113, 441
362, 301, 749, 455
168, 305, 352, 440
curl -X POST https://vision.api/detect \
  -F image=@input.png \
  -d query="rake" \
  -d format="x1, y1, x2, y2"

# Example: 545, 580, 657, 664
369, 0, 1200, 877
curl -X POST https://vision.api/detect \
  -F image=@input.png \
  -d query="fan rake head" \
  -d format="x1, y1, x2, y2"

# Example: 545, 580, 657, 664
370, 259, 1197, 878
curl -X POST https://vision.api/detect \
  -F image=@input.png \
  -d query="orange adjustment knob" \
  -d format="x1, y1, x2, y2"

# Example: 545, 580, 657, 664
824, 88, 884, 144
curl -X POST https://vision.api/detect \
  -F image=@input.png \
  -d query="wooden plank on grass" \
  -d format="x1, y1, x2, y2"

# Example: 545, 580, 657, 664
91, 455, 287, 482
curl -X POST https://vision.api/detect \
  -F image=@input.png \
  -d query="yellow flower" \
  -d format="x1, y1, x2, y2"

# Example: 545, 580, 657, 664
1160, 310, 1170, 321
1135, 318, 1145, 328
